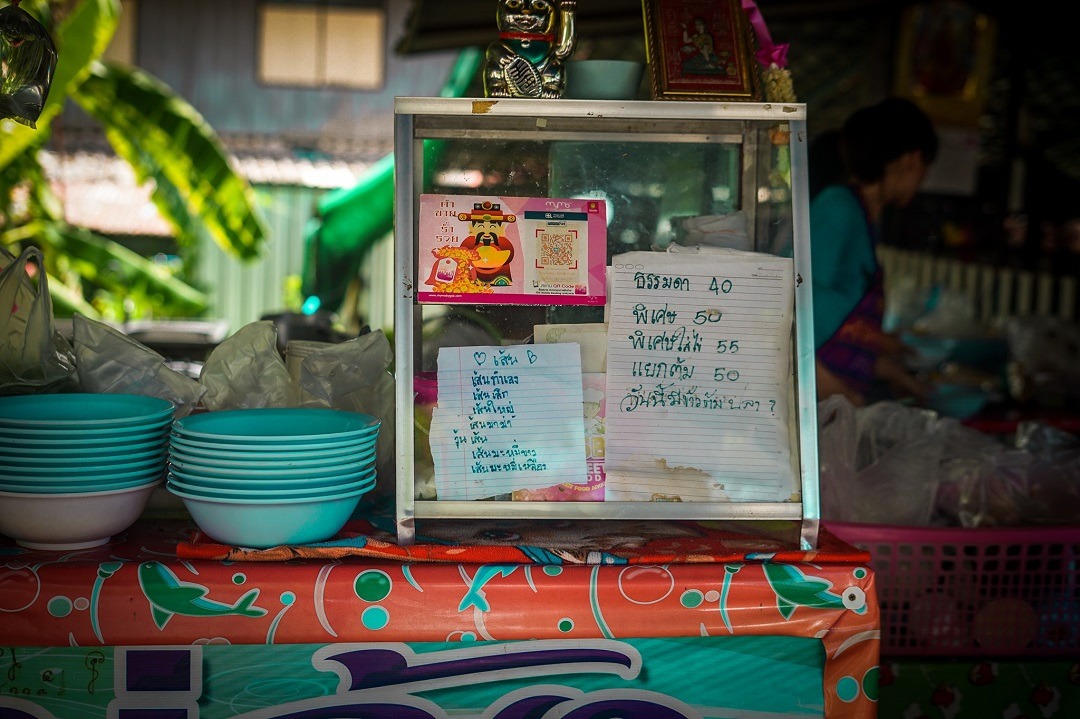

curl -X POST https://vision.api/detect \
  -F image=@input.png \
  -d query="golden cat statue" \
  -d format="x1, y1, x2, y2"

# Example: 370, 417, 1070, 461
483, 0, 576, 99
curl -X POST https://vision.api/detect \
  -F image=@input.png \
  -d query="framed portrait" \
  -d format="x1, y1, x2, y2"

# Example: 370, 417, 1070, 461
642, 0, 761, 101
894, 1, 997, 127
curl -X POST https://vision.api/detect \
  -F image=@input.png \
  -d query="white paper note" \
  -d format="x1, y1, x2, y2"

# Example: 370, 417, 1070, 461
429, 343, 587, 500
605, 249, 795, 502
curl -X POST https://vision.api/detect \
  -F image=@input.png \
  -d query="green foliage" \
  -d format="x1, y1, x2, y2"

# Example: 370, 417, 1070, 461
0, 0, 267, 318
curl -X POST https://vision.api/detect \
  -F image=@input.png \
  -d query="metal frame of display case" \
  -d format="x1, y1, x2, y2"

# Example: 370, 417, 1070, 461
394, 97, 819, 548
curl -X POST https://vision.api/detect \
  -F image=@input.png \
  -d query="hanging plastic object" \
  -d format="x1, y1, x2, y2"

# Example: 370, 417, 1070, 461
483, 0, 576, 98
0, 0, 58, 128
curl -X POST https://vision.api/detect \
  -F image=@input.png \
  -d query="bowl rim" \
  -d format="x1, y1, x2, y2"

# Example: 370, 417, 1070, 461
0, 448, 167, 465
0, 428, 168, 446
0, 418, 172, 437
166, 474, 374, 498
0, 393, 175, 427
167, 481, 367, 504
0, 440, 167, 457
0, 476, 163, 494
172, 407, 380, 443
168, 431, 377, 452
167, 449, 375, 470
0, 478, 163, 499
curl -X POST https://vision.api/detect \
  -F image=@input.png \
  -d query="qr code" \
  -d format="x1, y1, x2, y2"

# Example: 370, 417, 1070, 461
539, 233, 574, 266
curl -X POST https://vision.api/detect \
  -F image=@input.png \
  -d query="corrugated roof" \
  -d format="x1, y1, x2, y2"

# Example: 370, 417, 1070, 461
39, 132, 391, 237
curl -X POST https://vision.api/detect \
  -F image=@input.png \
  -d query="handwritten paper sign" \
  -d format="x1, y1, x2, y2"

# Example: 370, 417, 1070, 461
429, 343, 587, 500
604, 249, 796, 502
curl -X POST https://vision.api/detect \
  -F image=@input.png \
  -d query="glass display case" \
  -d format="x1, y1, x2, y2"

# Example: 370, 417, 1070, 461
394, 97, 818, 547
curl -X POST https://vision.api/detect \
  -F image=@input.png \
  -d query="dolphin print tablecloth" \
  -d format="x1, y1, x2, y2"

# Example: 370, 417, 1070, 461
0, 518, 880, 718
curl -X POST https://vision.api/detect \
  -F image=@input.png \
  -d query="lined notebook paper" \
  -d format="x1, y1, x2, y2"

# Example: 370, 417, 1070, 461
604, 249, 796, 502
429, 343, 587, 500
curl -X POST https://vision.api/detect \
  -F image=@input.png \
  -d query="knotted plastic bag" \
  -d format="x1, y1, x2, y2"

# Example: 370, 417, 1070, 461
0, 246, 76, 394
0, 2, 57, 128
72, 314, 206, 418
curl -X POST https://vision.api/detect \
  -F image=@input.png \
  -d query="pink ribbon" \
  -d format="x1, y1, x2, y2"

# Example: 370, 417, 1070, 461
741, 0, 790, 68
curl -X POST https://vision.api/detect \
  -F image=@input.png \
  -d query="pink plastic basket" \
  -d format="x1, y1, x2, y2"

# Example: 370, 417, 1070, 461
827, 521, 1080, 658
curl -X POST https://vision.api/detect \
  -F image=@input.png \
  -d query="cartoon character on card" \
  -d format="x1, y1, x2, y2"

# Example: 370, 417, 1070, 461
458, 201, 517, 286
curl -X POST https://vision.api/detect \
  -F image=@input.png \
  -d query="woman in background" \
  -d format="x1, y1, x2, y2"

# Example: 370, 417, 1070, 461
810, 97, 939, 406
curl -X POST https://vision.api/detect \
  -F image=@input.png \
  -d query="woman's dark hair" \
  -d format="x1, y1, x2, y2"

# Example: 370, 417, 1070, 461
840, 97, 939, 183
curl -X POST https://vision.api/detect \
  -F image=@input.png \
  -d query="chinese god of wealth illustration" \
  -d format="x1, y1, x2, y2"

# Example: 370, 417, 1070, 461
484, 0, 576, 99
459, 201, 517, 286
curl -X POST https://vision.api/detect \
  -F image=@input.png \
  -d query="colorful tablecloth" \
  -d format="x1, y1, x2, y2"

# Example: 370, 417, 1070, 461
0, 518, 880, 718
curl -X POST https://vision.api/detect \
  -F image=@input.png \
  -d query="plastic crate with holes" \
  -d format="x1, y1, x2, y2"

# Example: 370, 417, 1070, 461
826, 522, 1080, 657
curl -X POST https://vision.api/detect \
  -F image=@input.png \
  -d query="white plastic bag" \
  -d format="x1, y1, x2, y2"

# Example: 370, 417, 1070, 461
0, 246, 76, 394
72, 314, 205, 417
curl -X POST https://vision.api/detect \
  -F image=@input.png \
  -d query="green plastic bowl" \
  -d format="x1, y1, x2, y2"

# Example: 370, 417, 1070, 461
169, 434, 376, 460
168, 446, 375, 471
0, 419, 171, 439
0, 427, 168, 448
167, 471, 374, 499
167, 457, 371, 481
172, 408, 380, 445
168, 483, 367, 548
168, 434, 374, 460
0, 393, 174, 428
0, 472, 163, 495
0, 447, 167, 468
167, 464, 374, 491
0, 436, 167, 458
0, 455, 164, 479
927, 383, 990, 420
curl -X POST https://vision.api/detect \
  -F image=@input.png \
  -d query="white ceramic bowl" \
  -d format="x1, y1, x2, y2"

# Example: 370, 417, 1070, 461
0, 480, 162, 550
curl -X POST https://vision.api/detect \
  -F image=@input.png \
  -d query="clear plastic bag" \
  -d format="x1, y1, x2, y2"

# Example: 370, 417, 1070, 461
0, 246, 77, 395
72, 314, 205, 417
199, 321, 298, 410
295, 330, 396, 501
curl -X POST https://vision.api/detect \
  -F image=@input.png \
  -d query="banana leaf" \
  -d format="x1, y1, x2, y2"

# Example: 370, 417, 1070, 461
71, 61, 268, 260
41, 223, 208, 315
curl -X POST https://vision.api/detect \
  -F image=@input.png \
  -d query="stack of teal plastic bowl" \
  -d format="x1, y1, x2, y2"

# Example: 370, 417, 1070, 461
0, 393, 173, 550
167, 407, 380, 548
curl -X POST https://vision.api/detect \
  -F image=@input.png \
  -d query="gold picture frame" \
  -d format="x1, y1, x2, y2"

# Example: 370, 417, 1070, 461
894, 1, 997, 127
642, 0, 760, 102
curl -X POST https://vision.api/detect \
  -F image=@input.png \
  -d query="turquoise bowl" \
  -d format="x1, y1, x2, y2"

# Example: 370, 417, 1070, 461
168, 447, 375, 471
0, 427, 168, 447
0, 393, 174, 428
168, 434, 373, 460
0, 436, 167, 458
927, 383, 990, 420
172, 408, 380, 445
167, 465, 374, 491
0, 447, 167, 468
0, 472, 163, 495
0, 455, 164, 479
168, 483, 367, 548
0, 453, 164, 481
0, 419, 171, 439
167, 471, 374, 499
168, 457, 369, 481
166, 440, 373, 462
